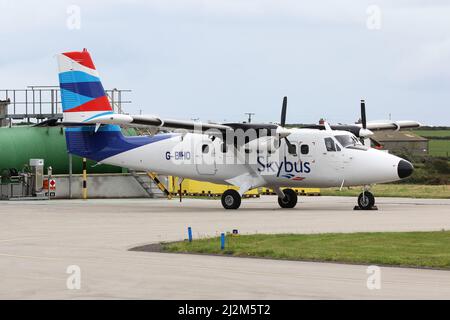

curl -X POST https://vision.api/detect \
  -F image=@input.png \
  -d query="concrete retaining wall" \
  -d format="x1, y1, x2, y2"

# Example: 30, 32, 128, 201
52, 174, 166, 199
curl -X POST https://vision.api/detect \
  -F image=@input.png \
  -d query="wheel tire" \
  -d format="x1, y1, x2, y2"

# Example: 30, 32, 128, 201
358, 191, 375, 210
221, 189, 242, 210
278, 188, 298, 209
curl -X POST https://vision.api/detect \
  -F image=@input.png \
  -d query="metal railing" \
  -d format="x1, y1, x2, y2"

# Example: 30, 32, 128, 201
0, 86, 131, 123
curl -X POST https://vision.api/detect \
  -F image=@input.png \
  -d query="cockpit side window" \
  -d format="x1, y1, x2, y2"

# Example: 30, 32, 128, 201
335, 134, 361, 148
324, 137, 337, 152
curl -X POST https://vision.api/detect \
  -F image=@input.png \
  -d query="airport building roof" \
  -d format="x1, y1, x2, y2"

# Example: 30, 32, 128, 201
371, 131, 428, 142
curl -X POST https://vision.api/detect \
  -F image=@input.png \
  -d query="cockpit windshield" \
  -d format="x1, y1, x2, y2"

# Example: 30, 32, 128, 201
334, 134, 361, 148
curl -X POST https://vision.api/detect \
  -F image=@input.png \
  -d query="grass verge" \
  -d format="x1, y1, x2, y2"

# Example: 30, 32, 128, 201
321, 184, 450, 199
163, 231, 450, 270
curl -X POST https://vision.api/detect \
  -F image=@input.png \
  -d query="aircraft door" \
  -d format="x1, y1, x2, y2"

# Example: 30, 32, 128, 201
195, 140, 217, 175
296, 139, 316, 177
322, 137, 344, 184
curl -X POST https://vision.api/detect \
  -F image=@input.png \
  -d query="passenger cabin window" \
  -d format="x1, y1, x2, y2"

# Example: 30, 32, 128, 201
324, 138, 337, 152
287, 143, 297, 155
301, 144, 309, 155
202, 144, 209, 154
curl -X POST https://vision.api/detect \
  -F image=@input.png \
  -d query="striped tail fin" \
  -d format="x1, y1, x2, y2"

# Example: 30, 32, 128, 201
57, 48, 114, 123
57, 49, 125, 161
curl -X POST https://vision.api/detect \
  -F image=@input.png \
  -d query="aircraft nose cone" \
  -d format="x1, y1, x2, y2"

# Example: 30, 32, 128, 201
398, 160, 414, 179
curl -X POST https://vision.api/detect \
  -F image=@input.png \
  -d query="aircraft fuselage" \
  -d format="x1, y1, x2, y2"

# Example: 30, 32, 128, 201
100, 128, 409, 189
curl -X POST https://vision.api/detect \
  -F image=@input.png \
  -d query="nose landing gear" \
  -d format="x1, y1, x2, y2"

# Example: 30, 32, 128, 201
355, 189, 378, 210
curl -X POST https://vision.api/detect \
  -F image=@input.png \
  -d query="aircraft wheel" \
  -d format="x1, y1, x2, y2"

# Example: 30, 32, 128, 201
278, 188, 298, 209
358, 191, 375, 210
221, 189, 241, 210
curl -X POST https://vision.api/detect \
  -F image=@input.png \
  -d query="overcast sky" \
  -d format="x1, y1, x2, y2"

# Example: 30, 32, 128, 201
0, 0, 449, 125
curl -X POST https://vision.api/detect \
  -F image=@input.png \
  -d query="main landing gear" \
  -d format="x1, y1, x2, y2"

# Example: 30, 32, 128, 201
356, 190, 377, 210
277, 188, 298, 209
221, 189, 241, 209
221, 188, 299, 210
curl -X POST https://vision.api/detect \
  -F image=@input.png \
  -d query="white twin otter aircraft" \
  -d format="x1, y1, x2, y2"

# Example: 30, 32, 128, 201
58, 49, 419, 210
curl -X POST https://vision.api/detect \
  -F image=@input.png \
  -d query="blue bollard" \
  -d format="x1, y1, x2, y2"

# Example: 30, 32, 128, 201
188, 227, 192, 242
220, 233, 225, 250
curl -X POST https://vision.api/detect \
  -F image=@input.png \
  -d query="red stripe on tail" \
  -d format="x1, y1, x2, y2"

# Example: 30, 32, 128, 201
64, 96, 112, 113
63, 49, 96, 70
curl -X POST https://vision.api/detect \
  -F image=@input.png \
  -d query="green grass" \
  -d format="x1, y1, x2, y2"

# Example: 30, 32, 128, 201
163, 231, 450, 269
321, 184, 450, 199
412, 129, 450, 157
428, 140, 450, 157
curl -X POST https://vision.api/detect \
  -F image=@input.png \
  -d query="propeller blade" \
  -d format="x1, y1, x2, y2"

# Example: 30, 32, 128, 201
280, 96, 287, 127
361, 99, 367, 129
284, 137, 297, 155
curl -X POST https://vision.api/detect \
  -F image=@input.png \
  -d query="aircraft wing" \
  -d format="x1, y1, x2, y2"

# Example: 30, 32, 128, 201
363, 120, 421, 131
79, 113, 233, 133
302, 120, 421, 137
132, 115, 232, 132
75, 113, 293, 140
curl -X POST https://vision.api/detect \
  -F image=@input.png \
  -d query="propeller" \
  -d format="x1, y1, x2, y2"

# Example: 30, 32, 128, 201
358, 99, 373, 144
360, 99, 367, 129
280, 96, 287, 127
277, 96, 296, 154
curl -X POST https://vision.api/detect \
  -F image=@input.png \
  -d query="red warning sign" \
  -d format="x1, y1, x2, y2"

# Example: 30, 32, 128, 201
43, 179, 56, 191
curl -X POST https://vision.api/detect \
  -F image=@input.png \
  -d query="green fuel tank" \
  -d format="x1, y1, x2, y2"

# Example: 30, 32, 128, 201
0, 126, 135, 174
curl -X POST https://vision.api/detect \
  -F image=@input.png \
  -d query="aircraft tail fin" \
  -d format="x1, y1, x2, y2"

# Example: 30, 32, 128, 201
57, 48, 114, 123
57, 49, 125, 161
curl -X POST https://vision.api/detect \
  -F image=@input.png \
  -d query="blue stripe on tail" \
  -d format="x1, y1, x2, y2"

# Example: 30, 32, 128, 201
59, 71, 100, 84
60, 81, 105, 98
60, 89, 94, 111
